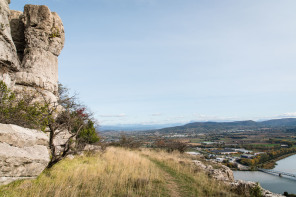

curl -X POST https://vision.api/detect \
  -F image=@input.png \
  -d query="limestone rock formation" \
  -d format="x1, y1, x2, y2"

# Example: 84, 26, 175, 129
0, 1, 65, 102
0, 0, 20, 72
0, 123, 50, 185
53, 129, 72, 155
0, 1, 65, 185
207, 165, 234, 182
193, 160, 234, 182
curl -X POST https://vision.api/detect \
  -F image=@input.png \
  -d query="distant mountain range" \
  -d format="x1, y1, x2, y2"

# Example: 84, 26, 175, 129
99, 118, 296, 132
152, 118, 296, 133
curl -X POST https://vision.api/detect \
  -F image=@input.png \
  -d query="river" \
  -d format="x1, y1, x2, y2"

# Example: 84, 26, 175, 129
233, 154, 296, 195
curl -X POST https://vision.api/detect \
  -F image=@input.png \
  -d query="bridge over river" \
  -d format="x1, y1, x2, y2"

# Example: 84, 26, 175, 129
258, 168, 296, 179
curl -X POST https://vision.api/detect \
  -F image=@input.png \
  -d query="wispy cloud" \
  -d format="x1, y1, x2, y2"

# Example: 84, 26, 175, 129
99, 113, 127, 118
277, 112, 296, 118
151, 113, 162, 116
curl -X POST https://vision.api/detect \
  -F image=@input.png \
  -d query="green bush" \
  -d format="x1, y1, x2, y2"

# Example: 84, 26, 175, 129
0, 81, 47, 130
250, 182, 262, 197
77, 120, 100, 144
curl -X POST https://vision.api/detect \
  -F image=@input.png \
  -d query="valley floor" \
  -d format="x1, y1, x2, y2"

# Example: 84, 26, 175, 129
0, 147, 240, 197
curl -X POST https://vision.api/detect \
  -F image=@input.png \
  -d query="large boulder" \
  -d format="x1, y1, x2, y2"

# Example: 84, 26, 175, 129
0, 124, 50, 185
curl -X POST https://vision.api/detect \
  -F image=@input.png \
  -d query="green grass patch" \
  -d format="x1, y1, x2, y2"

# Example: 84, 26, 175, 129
149, 158, 200, 197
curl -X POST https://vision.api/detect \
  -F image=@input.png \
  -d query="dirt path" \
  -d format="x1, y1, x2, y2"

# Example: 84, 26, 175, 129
162, 170, 181, 197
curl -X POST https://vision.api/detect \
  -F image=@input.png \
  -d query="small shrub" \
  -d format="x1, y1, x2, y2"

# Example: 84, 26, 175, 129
49, 26, 61, 38
154, 139, 187, 153
0, 81, 47, 130
77, 120, 100, 146
250, 182, 263, 197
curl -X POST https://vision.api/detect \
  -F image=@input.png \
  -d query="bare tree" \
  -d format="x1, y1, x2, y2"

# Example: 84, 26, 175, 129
39, 84, 97, 168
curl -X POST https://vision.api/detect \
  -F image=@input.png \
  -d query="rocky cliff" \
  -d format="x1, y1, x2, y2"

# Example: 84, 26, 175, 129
0, 0, 64, 185
0, 0, 64, 102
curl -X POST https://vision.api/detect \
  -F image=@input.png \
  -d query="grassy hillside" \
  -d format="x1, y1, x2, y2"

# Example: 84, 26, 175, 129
0, 147, 240, 197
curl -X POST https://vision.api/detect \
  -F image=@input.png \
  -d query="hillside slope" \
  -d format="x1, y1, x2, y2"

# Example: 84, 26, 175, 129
0, 147, 241, 197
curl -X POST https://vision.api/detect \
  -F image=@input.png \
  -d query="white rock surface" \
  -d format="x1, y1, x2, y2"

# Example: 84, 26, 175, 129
193, 160, 234, 182
1, 2, 65, 101
0, 124, 50, 185
53, 129, 72, 155
0, 1, 66, 186
0, 0, 20, 71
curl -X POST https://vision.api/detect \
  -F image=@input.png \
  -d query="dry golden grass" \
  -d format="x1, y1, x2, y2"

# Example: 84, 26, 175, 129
0, 147, 240, 197
141, 149, 240, 197
0, 147, 166, 197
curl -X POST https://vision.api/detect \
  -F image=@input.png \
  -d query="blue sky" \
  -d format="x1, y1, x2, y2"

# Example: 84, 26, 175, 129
10, 0, 296, 125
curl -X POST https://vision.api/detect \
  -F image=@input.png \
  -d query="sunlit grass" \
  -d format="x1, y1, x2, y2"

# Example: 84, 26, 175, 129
0, 147, 241, 197
0, 147, 167, 197
141, 149, 240, 197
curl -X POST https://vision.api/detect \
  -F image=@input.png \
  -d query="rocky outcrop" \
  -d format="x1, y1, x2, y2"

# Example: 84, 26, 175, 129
0, 123, 50, 185
193, 160, 234, 182
0, 1, 65, 185
193, 160, 283, 197
53, 129, 72, 155
231, 180, 284, 197
1, 1, 65, 102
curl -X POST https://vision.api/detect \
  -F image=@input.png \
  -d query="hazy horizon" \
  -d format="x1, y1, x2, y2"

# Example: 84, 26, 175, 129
10, 0, 296, 126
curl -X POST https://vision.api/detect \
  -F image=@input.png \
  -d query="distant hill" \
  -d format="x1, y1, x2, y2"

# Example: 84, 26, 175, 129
152, 118, 296, 133
99, 123, 182, 132
260, 118, 296, 127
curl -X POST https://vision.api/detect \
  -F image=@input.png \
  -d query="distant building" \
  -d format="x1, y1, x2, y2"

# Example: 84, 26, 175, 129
254, 152, 265, 156
241, 154, 254, 159
235, 148, 253, 154
212, 149, 238, 155
201, 142, 217, 145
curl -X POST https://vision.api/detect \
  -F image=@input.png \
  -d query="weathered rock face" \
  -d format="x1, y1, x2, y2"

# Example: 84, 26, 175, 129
53, 129, 72, 155
0, 0, 20, 72
0, 123, 50, 185
0, 1, 65, 102
0, 1, 65, 185
193, 160, 234, 182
